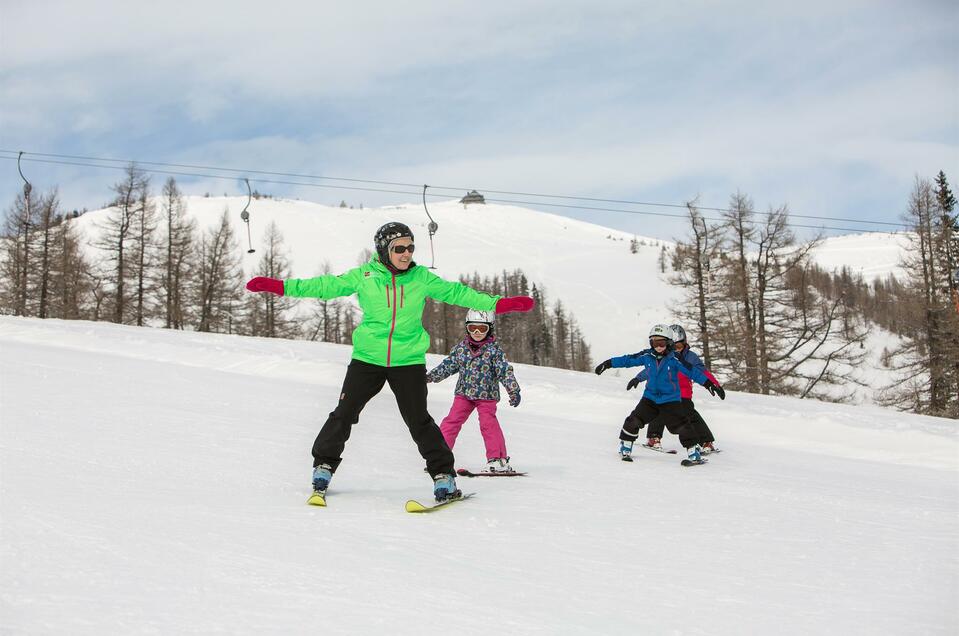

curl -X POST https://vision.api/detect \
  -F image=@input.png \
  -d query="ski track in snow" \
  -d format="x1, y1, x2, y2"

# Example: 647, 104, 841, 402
1, 317, 956, 635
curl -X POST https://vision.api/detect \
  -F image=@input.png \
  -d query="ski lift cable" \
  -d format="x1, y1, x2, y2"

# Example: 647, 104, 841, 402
0, 149, 909, 229
0, 154, 899, 234
0, 153, 903, 234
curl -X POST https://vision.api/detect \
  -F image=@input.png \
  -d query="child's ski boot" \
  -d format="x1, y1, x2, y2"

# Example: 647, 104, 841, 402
432, 473, 461, 502
701, 441, 718, 454
485, 457, 513, 473
619, 439, 634, 462
681, 444, 707, 467
646, 437, 662, 450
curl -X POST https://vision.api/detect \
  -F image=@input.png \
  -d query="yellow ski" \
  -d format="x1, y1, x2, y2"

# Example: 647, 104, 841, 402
405, 492, 474, 513
307, 491, 327, 506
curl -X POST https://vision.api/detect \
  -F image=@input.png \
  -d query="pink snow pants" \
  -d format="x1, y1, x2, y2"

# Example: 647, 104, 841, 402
439, 395, 508, 460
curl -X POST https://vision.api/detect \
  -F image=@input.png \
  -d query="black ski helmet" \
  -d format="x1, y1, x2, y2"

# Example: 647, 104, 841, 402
374, 222, 414, 266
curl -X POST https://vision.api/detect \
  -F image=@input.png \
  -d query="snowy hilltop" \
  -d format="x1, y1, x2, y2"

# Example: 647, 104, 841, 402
68, 195, 676, 364
64, 194, 910, 405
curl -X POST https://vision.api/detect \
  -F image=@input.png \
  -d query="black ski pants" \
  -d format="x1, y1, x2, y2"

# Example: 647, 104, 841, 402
620, 397, 699, 449
312, 359, 453, 477
645, 398, 714, 445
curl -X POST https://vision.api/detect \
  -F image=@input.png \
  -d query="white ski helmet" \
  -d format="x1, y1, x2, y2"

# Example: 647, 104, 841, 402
648, 323, 675, 346
669, 324, 687, 343
465, 309, 495, 326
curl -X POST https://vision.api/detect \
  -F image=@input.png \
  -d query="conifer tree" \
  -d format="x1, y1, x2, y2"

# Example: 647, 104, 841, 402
195, 209, 243, 333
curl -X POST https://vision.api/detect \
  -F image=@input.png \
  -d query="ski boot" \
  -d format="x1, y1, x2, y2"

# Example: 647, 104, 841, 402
682, 444, 706, 466
645, 437, 662, 450
485, 457, 513, 473
432, 473, 461, 502
701, 441, 717, 455
309, 464, 333, 506
312, 464, 333, 492
619, 439, 634, 462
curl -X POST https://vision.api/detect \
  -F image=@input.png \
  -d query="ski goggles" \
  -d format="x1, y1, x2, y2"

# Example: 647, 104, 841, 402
390, 244, 415, 254
466, 323, 490, 334
649, 337, 669, 347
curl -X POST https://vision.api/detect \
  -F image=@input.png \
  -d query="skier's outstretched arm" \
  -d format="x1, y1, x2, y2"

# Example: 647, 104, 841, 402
249, 268, 360, 300
595, 352, 648, 375
423, 271, 534, 314
673, 360, 725, 399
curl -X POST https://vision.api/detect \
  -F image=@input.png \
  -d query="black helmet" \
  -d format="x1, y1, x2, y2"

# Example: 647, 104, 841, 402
374, 222, 414, 266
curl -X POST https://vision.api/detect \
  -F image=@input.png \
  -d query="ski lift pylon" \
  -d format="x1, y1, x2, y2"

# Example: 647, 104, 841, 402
422, 184, 438, 269
239, 177, 255, 254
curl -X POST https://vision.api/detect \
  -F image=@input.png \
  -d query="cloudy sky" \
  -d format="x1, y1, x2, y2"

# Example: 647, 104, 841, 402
1, 0, 956, 240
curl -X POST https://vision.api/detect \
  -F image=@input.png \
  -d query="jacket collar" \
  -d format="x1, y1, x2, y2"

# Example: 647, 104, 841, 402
369, 256, 417, 277
464, 335, 495, 355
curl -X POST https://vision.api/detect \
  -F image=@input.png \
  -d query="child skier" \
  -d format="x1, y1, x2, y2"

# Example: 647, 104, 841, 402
632, 324, 725, 454
245, 221, 534, 504
426, 310, 521, 473
594, 323, 723, 464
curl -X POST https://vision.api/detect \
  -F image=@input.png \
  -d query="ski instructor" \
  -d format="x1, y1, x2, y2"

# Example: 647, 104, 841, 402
245, 221, 535, 504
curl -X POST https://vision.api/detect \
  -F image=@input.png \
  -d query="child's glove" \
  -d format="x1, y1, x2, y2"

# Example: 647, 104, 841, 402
246, 277, 284, 295
704, 380, 725, 400
626, 377, 641, 390
594, 359, 612, 375
508, 391, 521, 407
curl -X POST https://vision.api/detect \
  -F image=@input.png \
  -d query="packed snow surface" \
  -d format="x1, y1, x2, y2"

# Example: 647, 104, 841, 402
1, 317, 956, 635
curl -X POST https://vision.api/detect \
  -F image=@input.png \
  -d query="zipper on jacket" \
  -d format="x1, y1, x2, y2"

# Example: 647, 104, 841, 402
400, 285, 405, 308
385, 285, 390, 308
386, 274, 398, 366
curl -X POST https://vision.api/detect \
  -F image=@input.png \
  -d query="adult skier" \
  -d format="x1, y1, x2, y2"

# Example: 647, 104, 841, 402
634, 324, 725, 453
594, 324, 723, 465
245, 221, 534, 503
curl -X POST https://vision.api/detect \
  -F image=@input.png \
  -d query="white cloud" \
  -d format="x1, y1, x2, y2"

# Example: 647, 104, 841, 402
0, 1, 955, 238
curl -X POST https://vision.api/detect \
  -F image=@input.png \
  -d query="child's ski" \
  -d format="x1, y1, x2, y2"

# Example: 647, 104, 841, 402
456, 468, 527, 477
680, 458, 708, 467
307, 491, 327, 506
406, 492, 475, 513
642, 443, 678, 454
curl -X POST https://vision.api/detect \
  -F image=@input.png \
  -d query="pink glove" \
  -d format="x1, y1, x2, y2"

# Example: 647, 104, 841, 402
495, 296, 534, 314
246, 277, 284, 295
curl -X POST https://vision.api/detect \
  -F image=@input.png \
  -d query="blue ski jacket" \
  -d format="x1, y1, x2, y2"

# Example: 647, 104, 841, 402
634, 347, 719, 399
611, 350, 709, 404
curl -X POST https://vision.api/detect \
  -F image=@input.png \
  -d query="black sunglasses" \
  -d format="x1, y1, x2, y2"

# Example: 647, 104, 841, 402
391, 244, 415, 254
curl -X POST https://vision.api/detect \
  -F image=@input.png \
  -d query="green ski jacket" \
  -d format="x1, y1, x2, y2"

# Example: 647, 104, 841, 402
284, 258, 501, 367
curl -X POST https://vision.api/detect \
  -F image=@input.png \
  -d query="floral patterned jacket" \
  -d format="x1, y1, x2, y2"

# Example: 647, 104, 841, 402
426, 337, 520, 402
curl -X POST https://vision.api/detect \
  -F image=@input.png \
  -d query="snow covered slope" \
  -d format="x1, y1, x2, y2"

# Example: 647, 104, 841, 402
71, 196, 675, 361
1, 317, 956, 635
808, 231, 910, 281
